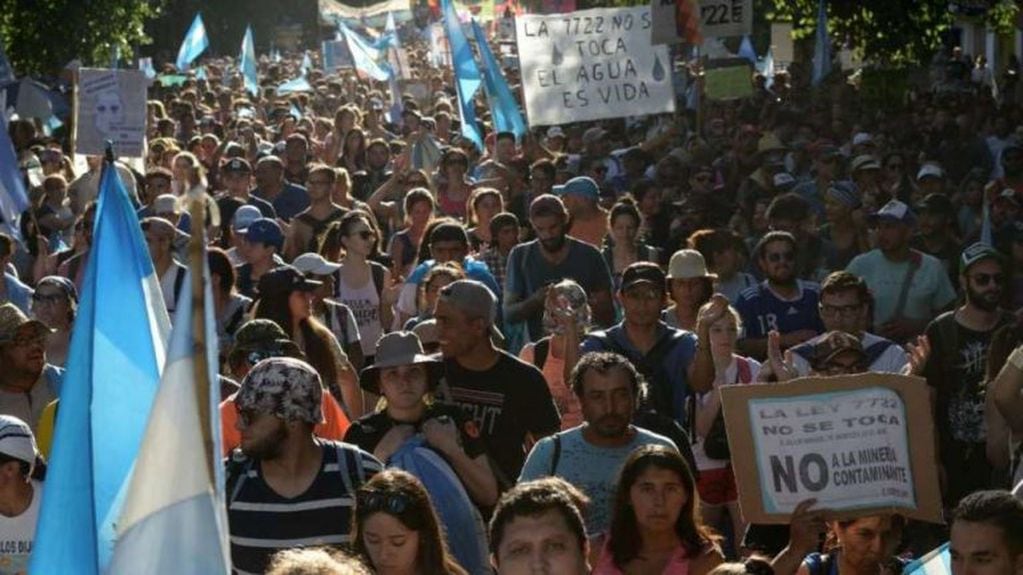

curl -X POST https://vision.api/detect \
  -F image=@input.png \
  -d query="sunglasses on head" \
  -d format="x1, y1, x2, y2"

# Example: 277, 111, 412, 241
357, 490, 411, 516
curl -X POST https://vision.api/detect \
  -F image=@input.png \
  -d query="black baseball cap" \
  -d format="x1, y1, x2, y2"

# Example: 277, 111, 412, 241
619, 262, 665, 292
257, 265, 322, 297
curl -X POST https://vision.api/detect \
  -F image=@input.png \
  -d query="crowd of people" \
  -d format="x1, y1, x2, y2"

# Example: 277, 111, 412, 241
0, 11, 1022, 575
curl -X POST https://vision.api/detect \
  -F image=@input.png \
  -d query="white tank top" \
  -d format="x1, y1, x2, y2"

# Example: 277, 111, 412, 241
336, 268, 381, 356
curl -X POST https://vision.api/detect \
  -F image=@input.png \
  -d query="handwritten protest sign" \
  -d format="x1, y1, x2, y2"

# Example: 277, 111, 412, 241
75, 68, 147, 158
515, 6, 675, 126
651, 0, 753, 45
720, 374, 942, 524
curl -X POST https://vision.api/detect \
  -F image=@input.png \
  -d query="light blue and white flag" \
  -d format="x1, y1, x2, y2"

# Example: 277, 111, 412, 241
339, 22, 391, 82
194, 66, 207, 81
442, 0, 483, 150
176, 13, 209, 71
30, 156, 171, 574
108, 211, 229, 574
276, 76, 313, 95
471, 18, 526, 140
240, 25, 259, 96
903, 542, 950, 575
0, 113, 28, 239
761, 48, 776, 89
138, 57, 157, 80
0, 41, 14, 85
738, 35, 756, 65
301, 51, 313, 76
811, 0, 831, 86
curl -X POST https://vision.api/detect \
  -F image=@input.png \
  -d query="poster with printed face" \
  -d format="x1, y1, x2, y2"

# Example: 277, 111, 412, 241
515, 6, 676, 126
322, 40, 354, 73
720, 374, 942, 524
76, 68, 147, 158
651, 0, 753, 45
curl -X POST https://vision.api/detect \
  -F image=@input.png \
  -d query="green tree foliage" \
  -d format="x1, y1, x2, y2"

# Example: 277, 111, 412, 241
764, 0, 1018, 66
0, 0, 162, 76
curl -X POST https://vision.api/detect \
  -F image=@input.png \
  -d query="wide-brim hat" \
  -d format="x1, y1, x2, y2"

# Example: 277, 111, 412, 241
360, 332, 445, 394
0, 303, 53, 346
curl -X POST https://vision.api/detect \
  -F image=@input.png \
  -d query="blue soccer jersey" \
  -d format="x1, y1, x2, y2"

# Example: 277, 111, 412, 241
735, 280, 825, 339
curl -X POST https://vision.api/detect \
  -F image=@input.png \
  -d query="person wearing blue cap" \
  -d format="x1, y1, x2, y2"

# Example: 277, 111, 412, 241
236, 218, 286, 298
555, 176, 609, 249
846, 200, 957, 343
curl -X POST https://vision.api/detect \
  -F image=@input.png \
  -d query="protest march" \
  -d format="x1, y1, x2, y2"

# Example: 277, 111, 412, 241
1, 0, 1023, 573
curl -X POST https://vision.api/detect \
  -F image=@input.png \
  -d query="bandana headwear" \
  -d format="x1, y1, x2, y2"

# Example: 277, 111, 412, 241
235, 357, 324, 424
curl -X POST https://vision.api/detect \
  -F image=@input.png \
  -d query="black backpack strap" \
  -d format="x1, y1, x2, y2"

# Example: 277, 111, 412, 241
549, 434, 562, 476
225, 303, 247, 335
172, 265, 187, 307
534, 336, 551, 370
370, 261, 385, 300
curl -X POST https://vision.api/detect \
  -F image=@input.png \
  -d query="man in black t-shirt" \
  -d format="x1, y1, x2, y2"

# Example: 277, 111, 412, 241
434, 280, 561, 484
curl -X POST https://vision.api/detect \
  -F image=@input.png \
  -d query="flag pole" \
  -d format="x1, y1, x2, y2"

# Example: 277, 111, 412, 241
187, 189, 216, 482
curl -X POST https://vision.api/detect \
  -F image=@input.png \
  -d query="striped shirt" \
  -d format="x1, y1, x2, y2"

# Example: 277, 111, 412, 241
226, 440, 382, 575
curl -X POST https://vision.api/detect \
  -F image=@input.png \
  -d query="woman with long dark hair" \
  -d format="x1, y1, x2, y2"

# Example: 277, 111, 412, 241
351, 469, 468, 575
253, 265, 364, 418
334, 210, 398, 364
435, 148, 474, 220
595, 445, 723, 575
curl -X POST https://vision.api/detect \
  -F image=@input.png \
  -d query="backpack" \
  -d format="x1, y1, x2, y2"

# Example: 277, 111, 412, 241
586, 329, 689, 421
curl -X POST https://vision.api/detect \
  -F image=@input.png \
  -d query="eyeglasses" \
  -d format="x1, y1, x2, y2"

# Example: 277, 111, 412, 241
357, 490, 411, 516
820, 303, 862, 316
32, 293, 65, 305
765, 251, 795, 263
970, 273, 1005, 287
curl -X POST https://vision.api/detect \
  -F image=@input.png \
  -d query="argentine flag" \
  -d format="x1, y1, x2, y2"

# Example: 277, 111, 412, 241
30, 157, 171, 573
176, 13, 209, 71
0, 114, 28, 240
904, 543, 951, 575
240, 25, 258, 96
108, 211, 230, 573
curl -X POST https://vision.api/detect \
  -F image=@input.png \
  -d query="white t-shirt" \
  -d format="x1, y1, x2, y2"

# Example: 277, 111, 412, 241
692, 357, 760, 471
0, 479, 43, 575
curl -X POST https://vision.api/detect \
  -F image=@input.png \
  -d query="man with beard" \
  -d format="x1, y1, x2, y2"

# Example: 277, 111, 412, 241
351, 139, 392, 201
504, 195, 614, 343
226, 357, 381, 574
518, 352, 676, 536
923, 243, 1015, 508
847, 200, 957, 343
0, 304, 61, 433
735, 231, 825, 360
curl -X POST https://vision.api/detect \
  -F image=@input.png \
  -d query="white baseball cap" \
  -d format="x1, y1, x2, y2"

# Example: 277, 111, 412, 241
292, 253, 341, 276
0, 416, 38, 476
232, 205, 262, 233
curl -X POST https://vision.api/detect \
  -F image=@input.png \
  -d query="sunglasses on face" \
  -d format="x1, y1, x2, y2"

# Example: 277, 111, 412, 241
970, 272, 1005, 287
350, 230, 375, 241
357, 490, 411, 516
766, 251, 795, 263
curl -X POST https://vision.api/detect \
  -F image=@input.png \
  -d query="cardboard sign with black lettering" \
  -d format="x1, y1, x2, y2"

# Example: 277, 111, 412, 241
720, 374, 942, 524
515, 6, 676, 126
651, 0, 753, 45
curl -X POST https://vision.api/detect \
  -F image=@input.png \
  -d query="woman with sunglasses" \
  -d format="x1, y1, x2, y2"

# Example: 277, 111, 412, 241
595, 445, 723, 575
436, 148, 473, 220
351, 469, 468, 575
335, 210, 398, 365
